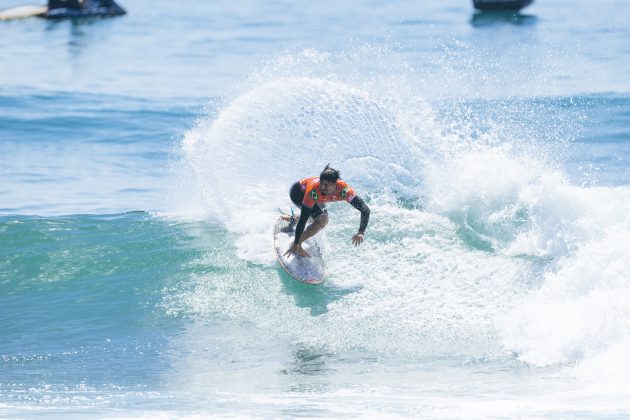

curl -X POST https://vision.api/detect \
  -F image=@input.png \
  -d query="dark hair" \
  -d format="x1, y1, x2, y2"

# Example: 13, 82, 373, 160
320, 164, 340, 183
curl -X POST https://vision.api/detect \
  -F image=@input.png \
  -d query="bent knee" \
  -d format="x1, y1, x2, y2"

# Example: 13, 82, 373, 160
314, 213, 329, 227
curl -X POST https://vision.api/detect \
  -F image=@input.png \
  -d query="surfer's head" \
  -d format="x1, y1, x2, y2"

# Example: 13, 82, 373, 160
319, 164, 340, 194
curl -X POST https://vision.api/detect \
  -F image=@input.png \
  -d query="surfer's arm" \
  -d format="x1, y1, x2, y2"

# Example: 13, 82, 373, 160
350, 196, 370, 233
293, 205, 313, 245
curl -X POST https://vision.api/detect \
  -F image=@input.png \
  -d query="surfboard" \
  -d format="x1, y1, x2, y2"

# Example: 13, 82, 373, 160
273, 216, 325, 284
0, 5, 47, 20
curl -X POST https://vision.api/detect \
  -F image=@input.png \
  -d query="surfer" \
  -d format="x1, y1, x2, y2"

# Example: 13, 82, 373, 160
284, 165, 370, 257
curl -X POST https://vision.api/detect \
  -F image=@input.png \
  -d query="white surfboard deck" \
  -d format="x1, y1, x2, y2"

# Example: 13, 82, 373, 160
273, 216, 325, 285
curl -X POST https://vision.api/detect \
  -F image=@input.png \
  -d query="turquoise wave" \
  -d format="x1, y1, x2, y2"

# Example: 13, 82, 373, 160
0, 212, 210, 390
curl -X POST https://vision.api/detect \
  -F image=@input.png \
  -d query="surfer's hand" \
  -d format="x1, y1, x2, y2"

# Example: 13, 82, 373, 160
351, 232, 364, 247
285, 243, 310, 257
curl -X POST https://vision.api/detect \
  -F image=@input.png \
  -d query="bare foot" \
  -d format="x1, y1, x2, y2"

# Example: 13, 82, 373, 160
284, 243, 310, 257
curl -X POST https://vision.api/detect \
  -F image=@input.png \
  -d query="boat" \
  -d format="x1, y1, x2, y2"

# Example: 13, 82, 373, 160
46, 0, 126, 18
472, 0, 534, 11
0, 0, 125, 20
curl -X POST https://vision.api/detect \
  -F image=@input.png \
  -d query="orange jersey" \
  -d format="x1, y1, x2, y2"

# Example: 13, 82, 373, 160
299, 177, 356, 207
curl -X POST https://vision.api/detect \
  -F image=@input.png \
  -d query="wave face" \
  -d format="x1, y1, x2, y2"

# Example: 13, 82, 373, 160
0, 213, 201, 410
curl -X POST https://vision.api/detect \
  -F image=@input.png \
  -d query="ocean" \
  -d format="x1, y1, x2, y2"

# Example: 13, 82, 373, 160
1, 0, 629, 417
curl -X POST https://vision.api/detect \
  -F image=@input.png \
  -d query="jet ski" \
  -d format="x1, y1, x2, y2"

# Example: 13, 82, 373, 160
472, 0, 534, 11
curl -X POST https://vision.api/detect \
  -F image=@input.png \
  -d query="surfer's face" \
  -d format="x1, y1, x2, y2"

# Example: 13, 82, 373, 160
320, 179, 336, 195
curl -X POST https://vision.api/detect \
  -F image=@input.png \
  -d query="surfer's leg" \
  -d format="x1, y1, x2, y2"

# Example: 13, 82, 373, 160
298, 211, 328, 243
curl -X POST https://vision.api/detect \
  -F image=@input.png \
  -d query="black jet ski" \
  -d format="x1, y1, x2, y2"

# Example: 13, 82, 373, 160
46, 0, 126, 18
473, 0, 533, 11
0, 0, 125, 20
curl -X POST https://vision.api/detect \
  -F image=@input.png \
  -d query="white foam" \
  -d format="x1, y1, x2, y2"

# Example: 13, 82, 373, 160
180, 73, 431, 264
175, 48, 630, 376
501, 220, 630, 367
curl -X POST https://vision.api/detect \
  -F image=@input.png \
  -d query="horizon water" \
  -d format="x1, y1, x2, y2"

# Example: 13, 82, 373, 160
1, 0, 630, 417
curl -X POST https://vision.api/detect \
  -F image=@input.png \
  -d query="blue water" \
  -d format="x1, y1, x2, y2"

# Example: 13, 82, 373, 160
1, 0, 630, 417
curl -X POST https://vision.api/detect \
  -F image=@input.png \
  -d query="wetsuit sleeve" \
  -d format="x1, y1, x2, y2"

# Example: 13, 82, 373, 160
350, 196, 370, 233
293, 205, 313, 245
